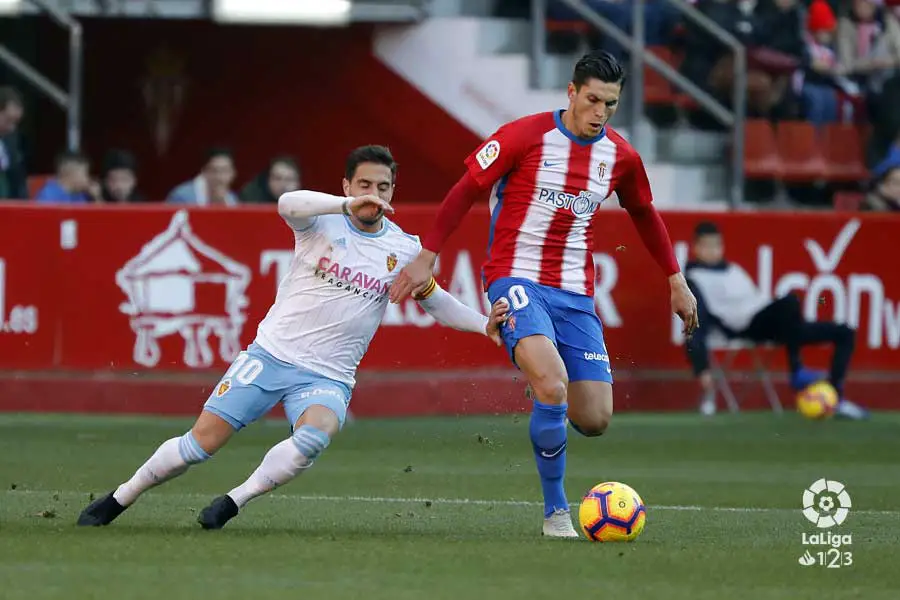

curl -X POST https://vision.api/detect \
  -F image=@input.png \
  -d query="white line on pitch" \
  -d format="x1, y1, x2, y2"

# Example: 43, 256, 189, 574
3, 489, 897, 516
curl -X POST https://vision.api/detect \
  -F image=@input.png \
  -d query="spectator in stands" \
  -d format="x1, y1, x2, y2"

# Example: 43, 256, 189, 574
684, 222, 868, 419
796, 0, 848, 126
840, 0, 900, 162
167, 147, 238, 206
0, 86, 27, 200
99, 150, 143, 203
750, 0, 808, 118
681, 0, 790, 120
863, 151, 900, 210
239, 156, 300, 204
838, 0, 900, 94
35, 151, 97, 204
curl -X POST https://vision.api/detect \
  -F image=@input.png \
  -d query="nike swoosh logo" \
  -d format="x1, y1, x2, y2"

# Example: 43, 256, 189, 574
540, 446, 565, 459
543, 160, 563, 168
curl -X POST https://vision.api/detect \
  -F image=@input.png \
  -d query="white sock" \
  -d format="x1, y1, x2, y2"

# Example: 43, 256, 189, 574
227, 438, 311, 508
112, 432, 210, 506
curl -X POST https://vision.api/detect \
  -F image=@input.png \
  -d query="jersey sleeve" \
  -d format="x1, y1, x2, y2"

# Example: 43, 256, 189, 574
283, 214, 319, 233
613, 148, 654, 210
463, 121, 532, 189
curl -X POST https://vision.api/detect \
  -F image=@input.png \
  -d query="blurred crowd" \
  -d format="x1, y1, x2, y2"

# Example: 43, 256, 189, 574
534, 0, 900, 210
3, 0, 900, 211
0, 85, 302, 207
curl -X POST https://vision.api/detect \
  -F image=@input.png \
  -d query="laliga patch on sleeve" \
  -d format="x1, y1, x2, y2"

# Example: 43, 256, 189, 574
475, 140, 501, 169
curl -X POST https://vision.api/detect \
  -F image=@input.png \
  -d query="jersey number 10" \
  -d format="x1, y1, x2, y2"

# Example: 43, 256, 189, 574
225, 352, 265, 385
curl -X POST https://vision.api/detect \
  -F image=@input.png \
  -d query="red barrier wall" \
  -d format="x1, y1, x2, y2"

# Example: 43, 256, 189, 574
2, 203, 899, 415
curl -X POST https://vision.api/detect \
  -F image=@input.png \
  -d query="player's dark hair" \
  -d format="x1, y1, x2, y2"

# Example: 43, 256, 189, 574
269, 155, 300, 177
572, 51, 626, 90
55, 150, 88, 170
205, 146, 233, 164
345, 145, 397, 183
101, 149, 137, 177
693, 221, 721, 239
0, 86, 23, 110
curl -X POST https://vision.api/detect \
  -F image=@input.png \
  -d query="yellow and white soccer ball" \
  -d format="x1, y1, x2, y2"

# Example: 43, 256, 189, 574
796, 381, 839, 420
579, 481, 646, 542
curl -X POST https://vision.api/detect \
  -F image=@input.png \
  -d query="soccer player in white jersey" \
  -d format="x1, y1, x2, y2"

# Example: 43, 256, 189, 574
78, 145, 510, 529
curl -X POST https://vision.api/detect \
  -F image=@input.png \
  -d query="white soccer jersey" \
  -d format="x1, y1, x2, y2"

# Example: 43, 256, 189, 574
254, 213, 421, 388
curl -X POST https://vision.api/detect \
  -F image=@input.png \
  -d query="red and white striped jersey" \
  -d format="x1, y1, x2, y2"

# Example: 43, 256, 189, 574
465, 110, 653, 297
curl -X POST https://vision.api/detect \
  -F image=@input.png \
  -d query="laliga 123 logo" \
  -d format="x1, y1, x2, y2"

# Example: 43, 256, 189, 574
798, 479, 853, 568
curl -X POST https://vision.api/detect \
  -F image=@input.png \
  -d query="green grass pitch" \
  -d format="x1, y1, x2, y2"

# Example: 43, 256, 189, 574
1, 412, 898, 599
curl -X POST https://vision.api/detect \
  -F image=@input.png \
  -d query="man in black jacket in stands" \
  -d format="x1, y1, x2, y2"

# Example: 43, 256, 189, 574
0, 86, 27, 200
684, 221, 868, 419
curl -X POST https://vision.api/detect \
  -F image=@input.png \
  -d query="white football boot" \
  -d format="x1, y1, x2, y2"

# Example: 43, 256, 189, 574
542, 508, 580, 538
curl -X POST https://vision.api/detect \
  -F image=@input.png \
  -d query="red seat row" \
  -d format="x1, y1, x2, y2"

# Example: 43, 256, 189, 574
744, 119, 868, 183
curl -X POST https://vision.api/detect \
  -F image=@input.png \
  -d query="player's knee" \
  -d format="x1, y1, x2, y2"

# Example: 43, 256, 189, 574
291, 424, 331, 462
576, 413, 611, 437
570, 403, 613, 437
531, 377, 568, 406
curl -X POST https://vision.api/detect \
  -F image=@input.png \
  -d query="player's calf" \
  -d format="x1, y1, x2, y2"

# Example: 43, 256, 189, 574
78, 412, 232, 526
77, 430, 215, 527
200, 407, 339, 529
566, 381, 613, 437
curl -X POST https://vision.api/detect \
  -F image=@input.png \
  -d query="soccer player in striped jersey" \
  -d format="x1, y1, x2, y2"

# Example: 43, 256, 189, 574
77, 145, 510, 530
390, 52, 699, 538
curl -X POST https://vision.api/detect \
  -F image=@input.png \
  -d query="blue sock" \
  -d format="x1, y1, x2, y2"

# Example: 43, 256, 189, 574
529, 400, 569, 517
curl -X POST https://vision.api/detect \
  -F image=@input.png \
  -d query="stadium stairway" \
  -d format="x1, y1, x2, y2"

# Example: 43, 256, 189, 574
374, 0, 731, 209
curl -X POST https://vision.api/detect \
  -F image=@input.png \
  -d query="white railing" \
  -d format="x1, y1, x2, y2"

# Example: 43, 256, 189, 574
0, 0, 82, 151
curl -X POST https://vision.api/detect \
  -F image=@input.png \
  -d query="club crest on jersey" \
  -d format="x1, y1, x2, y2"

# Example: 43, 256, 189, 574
476, 140, 500, 169
215, 378, 232, 397
598, 161, 608, 179
386, 252, 398, 272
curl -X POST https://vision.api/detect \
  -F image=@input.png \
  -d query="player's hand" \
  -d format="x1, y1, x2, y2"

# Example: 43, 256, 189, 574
669, 273, 699, 337
485, 298, 510, 346
347, 194, 394, 217
390, 250, 437, 303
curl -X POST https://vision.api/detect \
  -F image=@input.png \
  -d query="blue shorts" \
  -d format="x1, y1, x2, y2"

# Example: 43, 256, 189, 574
487, 277, 613, 383
203, 343, 352, 431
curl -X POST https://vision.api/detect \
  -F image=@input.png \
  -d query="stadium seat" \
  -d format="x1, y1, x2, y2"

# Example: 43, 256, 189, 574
545, 19, 592, 35
822, 124, 869, 183
27, 174, 53, 199
776, 121, 827, 182
706, 330, 783, 414
643, 46, 676, 105
833, 190, 865, 211
743, 119, 781, 180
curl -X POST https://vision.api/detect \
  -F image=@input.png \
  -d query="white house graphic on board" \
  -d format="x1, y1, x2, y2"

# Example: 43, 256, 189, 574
116, 210, 251, 368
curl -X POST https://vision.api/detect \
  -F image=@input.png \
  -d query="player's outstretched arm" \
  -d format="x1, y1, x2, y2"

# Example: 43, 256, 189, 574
278, 190, 393, 230
615, 151, 699, 335
413, 278, 509, 345
389, 172, 484, 303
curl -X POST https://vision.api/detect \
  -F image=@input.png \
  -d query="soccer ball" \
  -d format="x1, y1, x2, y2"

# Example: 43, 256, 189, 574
796, 381, 839, 420
578, 481, 646, 542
